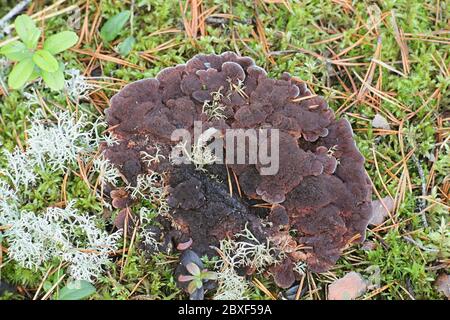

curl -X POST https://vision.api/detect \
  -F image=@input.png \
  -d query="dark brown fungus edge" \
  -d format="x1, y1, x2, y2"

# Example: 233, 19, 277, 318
103, 52, 372, 290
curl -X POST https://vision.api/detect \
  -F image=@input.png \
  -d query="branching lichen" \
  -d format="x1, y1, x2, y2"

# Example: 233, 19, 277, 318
218, 224, 279, 273
293, 261, 307, 276
4, 202, 120, 281
171, 138, 218, 172
1, 147, 36, 189
201, 87, 227, 121
27, 111, 94, 171
64, 68, 94, 103
93, 154, 121, 187
141, 145, 166, 166
213, 266, 249, 300
0, 107, 122, 284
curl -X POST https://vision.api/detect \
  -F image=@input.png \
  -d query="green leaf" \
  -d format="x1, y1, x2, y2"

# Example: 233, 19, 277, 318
0, 41, 31, 61
8, 58, 34, 89
28, 67, 41, 82
43, 281, 52, 293
117, 36, 135, 56
32, 50, 59, 72
187, 280, 198, 295
186, 262, 201, 276
195, 279, 203, 289
57, 280, 96, 300
14, 15, 41, 49
41, 63, 65, 91
43, 31, 79, 54
201, 271, 217, 281
100, 10, 131, 42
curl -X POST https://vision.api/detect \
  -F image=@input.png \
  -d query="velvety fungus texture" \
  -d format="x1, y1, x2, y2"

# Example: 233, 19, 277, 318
104, 52, 372, 288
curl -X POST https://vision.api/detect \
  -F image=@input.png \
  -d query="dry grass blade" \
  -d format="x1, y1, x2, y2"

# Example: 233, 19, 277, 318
370, 176, 396, 225
295, 273, 306, 300
225, 164, 233, 197
252, 278, 277, 300
403, 31, 450, 45
372, 147, 393, 198
120, 216, 140, 281
127, 274, 149, 298
353, 70, 412, 112
41, 274, 66, 300
140, 39, 180, 64
357, 36, 382, 100
255, 15, 275, 65
331, 0, 354, 13
407, 88, 441, 120
272, 47, 367, 67
33, 266, 53, 300
390, 11, 410, 75
179, 0, 217, 45
292, 95, 318, 102
363, 283, 393, 300
232, 169, 242, 198
77, 0, 91, 46
71, 48, 145, 70
371, 58, 406, 77
335, 11, 390, 58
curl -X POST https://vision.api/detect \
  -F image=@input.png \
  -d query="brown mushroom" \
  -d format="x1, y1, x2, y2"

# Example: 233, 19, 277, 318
103, 52, 372, 285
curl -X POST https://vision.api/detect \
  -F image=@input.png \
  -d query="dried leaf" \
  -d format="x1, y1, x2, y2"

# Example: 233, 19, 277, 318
369, 196, 394, 226
435, 274, 450, 299
328, 272, 368, 300
186, 262, 201, 276
372, 113, 391, 130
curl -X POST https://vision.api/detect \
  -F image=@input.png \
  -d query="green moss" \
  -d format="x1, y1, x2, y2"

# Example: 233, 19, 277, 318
0, 0, 448, 300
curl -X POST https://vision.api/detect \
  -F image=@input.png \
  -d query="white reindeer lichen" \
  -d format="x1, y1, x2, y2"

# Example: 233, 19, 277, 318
212, 224, 282, 299
217, 223, 279, 274
93, 154, 121, 187
4, 202, 120, 281
202, 87, 227, 121
0, 180, 19, 226
171, 128, 220, 171
141, 144, 166, 166
0, 107, 123, 283
125, 172, 170, 216
27, 111, 94, 172
103, 131, 119, 147
138, 207, 162, 252
140, 229, 160, 251
64, 68, 94, 103
227, 78, 248, 99
126, 172, 159, 199
213, 266, 249, 300
23, 88, 40, 108
0, 179, 17, 202
1, 147, 37, 189
293, 261, 307, 276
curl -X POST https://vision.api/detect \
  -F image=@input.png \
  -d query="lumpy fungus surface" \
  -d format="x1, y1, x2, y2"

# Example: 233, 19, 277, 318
104, 52, 372, 288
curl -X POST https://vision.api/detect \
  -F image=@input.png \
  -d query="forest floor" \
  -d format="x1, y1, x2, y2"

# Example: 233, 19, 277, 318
0, 0, 448, 300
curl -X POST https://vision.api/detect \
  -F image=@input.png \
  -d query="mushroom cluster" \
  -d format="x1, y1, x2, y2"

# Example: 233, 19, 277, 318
104, 52, 372, 288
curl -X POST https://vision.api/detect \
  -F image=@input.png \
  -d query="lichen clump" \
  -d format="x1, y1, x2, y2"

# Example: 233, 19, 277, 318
104, 52, 372, 288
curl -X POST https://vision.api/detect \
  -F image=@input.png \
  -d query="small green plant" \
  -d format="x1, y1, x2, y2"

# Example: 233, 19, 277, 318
100, 10, 135, 57
100, 11, 130, 43
178, 263, 217, 299
57, 280, 96, 300
0, 15, 78, 91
